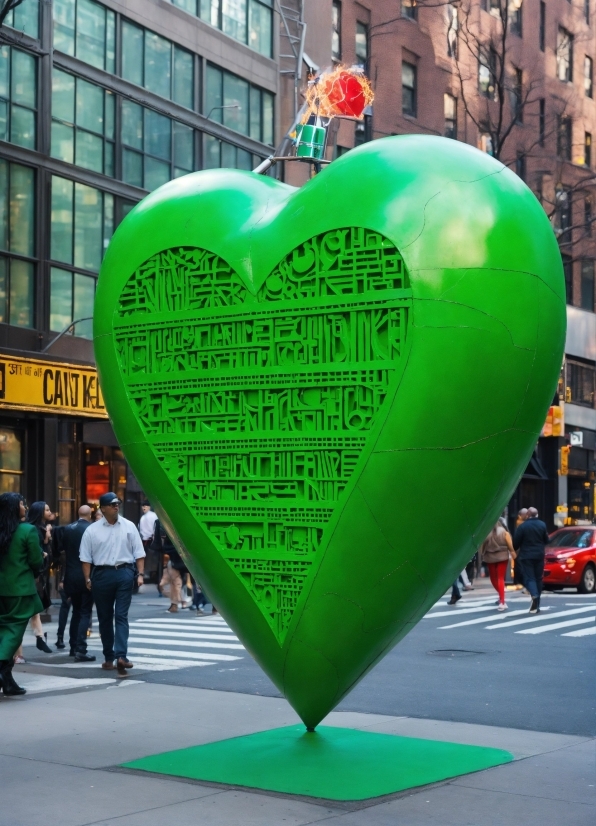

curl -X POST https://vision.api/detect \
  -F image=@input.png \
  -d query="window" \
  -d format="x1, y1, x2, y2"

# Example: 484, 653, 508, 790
557, 28, 573, 83
585, 132, 592, 167
567, 360, 595, 407
53, 0, 115, 73
355, 23, 368, 71
586, 0, 591, 24
539, 98, 545, 146
204, 135, 253, 170
581, 260, 595, 311
515, 153, 526, 180
585, 56, 594, 98
402, 0, 417, 20
478, 132, 494, 155
539, 1, 545, 51
0, 160, 35, 329
444, 93, 457, 139
206, 64, 274, 145
513, 67, 523, 123
446, 4, 458, 58
51, 69, 115, 176
562, 254, 573, 303
50, 176, 114, 337
585, 198, 593, 236
121, 102, 195, 191
555, 188, 572, 242
3, 0, 39, 39
479, 49, 496, 98
509, 0, 522, 36
402, 62, 416, 117
0, 46, 37, 150
121, 20, 194, 109
171, 0, 273, 58
557, 116, 572, 160
0, 428, 23, 493
332, 2, 341, 60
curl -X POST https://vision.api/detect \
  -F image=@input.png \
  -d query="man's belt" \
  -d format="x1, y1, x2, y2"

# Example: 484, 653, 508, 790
93, 563, 135, 570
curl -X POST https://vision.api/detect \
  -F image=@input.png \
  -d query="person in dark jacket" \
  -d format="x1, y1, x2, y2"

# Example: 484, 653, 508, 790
513, 507, 550, 614
61, 505, 95, 661
0, 492, 44, 696
152, 519, 188, 614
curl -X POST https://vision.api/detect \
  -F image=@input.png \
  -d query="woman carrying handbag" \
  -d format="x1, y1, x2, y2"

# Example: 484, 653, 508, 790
480, 518, 516, 612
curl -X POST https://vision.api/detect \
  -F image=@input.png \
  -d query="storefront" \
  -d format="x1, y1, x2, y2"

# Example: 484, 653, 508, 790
0, 353, 142, 524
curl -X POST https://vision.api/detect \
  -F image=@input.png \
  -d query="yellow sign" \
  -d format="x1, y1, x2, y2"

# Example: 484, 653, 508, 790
560, 444, 570, 476
0, 355, 107, 418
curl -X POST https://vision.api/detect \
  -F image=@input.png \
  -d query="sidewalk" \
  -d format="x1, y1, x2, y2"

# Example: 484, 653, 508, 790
1, 679, 593, 826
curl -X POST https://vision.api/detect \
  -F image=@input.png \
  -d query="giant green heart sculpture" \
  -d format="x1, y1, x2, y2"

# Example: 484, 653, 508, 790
95, 136, 565, 729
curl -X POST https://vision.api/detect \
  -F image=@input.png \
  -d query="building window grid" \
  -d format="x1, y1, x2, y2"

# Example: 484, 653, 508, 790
0, 45, 37, 151
355, 23, 369, 72
567, 360, 596, 407
51, 69, 115, 177
205, 63, 274, 146
170, 0, 273, 59
3, 0, 40, 40
53, 0, 116, 74
0, 160, 36, 329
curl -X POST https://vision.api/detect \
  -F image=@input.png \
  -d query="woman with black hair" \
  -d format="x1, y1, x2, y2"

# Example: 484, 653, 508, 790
25, 501, 54, 653
0, 492, 44, 695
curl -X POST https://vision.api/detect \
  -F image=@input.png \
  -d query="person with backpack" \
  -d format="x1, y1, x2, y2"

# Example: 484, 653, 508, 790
480, 518, 516, 611
0, 493, 44, 696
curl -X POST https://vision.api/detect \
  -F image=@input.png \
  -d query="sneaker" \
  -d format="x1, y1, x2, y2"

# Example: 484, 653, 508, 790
195, 608, 205, 615
529, 598, 539, 614
166, 605, 178, 614
74, 653, 96, 662
497, 603, 508, 611
13, 655, 26, 664
463, 585, 475, 591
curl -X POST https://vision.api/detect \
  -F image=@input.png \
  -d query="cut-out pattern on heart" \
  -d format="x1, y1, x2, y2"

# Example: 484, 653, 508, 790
114, 227, 412, 643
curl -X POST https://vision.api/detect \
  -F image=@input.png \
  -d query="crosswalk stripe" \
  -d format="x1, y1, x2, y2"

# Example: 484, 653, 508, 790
515, 616, 596, 635
426, 605, 518, 620
438, 608, 543, 629
135, 619, 234, 633
126, 636, 244, 650
485, 606, 596, 630
129, 628, 240, 642
121, 656, 216, 668
86, 644, 242, 662
562, 625, 596, 637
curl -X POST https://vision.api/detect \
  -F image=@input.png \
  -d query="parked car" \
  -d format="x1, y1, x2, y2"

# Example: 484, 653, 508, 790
543, 528, 596, 593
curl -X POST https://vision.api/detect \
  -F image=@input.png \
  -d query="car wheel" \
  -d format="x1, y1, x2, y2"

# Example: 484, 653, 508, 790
578, 564, 596, 594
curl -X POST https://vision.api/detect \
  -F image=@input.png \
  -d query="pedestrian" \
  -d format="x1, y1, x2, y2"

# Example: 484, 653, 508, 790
513, 507, 550, 614
512, 508, 528, 591
79, 492, 145, 677
94, 508, 103, 521
25, 501, 54, 653
0, 493, 44, 696
480, 519, 515, 611
139, 501, 158, 552
459, 568, 474, 591
61, 505, 95, 662
447, 578, 462, 605
152, 519, 189, 613
191, 577, 208, 615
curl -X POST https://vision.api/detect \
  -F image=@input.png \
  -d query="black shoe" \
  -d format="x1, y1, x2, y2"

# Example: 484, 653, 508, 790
74, 653, 96, 662
36, 634, 52, 654
0, 660, 26, 696
529, 598, 539, 614
447, 596, 461, 605
55, 636, 65, 650
69, 649, 76, 657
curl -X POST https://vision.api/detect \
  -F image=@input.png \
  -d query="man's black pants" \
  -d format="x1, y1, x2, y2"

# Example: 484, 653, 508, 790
65, 588, 94, 654
518, 558, 545, 602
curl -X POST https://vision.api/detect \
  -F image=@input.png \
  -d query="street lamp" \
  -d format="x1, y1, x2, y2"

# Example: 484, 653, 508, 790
206, 104, 240, 120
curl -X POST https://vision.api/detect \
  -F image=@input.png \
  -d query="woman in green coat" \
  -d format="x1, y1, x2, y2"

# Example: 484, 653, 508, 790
0, 492, 44, 696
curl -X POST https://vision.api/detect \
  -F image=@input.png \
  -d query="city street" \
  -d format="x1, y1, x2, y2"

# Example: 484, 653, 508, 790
2, 580, 594, 825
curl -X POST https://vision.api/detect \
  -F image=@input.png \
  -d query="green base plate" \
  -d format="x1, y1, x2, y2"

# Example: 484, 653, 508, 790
122, 725, 513, 801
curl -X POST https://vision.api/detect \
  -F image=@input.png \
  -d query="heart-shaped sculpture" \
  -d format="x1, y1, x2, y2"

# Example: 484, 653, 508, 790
95, 136, 565, 729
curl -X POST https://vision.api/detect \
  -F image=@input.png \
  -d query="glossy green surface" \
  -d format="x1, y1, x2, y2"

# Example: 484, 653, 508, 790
95, 136, 565, 729
122, 725, 514, 800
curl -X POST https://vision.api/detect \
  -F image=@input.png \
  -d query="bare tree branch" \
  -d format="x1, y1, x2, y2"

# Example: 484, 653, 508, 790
0, 0, 26, 27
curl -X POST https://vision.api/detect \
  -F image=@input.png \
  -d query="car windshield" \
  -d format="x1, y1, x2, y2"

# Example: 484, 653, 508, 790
548, 530, 594, 549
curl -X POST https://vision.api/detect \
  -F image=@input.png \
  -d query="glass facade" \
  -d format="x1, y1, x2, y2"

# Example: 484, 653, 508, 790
206, 64, 274, 145
204, 134, 253, 169
54, 0, 116, 73
4, 0, 40, 40
51, 69, 115, 176
0, 160, 35, 328
121, 20, 194, 109
0, 46, 37, 150
171, 0, 273, 58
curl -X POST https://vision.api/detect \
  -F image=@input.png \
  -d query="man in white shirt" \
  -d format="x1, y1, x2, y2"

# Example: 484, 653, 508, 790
139, 502, 158, 550
80, 492, 145, 677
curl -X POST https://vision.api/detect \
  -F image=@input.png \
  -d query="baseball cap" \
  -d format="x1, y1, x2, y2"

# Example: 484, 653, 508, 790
99, 492, 121, 508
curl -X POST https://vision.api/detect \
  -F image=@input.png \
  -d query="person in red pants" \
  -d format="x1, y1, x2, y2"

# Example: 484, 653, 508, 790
480, 519, 516, 611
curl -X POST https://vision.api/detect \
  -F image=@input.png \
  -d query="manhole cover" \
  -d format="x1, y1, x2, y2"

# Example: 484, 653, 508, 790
427, 649, 486, 657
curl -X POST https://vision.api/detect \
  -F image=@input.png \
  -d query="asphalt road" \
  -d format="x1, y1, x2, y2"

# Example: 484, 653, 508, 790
22, 583, 595, 738
132, 584, 596, 738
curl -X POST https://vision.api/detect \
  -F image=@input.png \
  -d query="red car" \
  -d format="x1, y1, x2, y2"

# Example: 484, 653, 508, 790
543, 528, 596, 593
